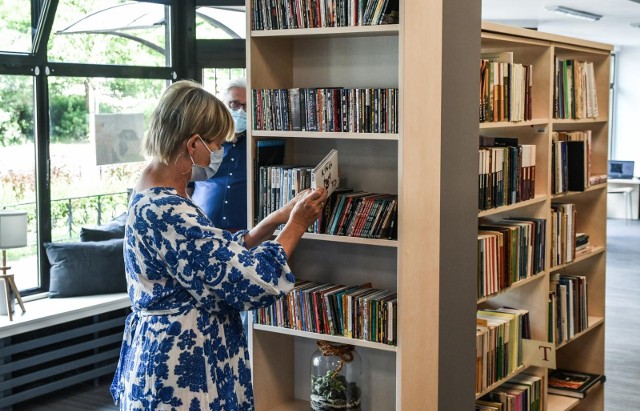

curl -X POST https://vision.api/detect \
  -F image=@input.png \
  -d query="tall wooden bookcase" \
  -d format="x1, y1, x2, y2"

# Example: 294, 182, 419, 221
243, 1, 609, 409
478, 23, 611, 411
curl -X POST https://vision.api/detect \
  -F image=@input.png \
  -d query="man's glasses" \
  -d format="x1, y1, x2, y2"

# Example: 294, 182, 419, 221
228, 100, 246, 111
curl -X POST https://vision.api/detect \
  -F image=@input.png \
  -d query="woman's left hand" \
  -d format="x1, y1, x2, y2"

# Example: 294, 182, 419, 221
272, 189, 311, 225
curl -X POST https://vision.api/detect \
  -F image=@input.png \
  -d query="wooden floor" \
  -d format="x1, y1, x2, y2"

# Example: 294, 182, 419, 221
11, 219, 640, 410
14, 377, 117, 411
605, 218, 640, 411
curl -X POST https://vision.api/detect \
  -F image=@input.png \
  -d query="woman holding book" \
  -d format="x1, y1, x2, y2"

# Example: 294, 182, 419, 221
110, 79, 327, 410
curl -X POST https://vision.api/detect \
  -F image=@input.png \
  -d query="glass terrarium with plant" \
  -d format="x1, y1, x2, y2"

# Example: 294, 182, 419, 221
310, 341, 362, 411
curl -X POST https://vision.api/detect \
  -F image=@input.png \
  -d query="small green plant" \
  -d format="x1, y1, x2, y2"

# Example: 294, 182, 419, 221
310, 370, 361, 411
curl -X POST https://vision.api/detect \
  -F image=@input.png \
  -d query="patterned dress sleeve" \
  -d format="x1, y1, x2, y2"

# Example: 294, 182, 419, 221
132, 194, 295, 312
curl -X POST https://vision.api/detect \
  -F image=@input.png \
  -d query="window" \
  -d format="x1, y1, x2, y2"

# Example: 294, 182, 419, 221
48, 76, 166, 243
48, 0, 170, 66
202, 67, 246, 98
0, 0, 33, 53
0, 75, 38, 290
196, 6, 246, 39
0, 1, 245, 296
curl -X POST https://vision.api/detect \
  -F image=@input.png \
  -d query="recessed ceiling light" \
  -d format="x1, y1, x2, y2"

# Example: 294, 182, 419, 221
545, 6, 603, 22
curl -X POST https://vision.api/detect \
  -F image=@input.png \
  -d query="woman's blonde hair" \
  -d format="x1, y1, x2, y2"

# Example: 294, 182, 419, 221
144, 80, 234, 164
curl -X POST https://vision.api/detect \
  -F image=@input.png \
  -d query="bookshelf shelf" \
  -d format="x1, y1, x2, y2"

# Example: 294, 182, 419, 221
551, 183, 608, 199
273, 230, 398, 247
552, 117, 608, 125
266, 399, 310, 411
479, 119, 549, 130
253, 324, 398, 352
550, 246, 605, 272
252, 130, 400, 141
478, 195, 547, 217
556, 316, 605, 350
251, 24, 400, 38
475, 365, 528, 399
477, 272, 546, 304
547, 393, 580, 411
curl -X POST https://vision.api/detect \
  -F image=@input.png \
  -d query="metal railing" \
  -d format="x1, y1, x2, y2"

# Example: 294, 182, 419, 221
4, 191, 129, 243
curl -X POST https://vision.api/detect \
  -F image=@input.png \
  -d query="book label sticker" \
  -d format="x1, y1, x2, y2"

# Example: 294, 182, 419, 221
523, 339, 556, 368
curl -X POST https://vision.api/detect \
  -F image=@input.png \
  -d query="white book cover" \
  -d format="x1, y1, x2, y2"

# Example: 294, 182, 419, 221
311, 149, 339, 196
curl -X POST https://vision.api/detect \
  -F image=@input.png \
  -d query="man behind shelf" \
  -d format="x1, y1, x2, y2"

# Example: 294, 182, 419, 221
190, 77, 250, 333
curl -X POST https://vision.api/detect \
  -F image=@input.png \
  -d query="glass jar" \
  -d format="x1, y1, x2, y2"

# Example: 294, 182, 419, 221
310, 340, 362, 411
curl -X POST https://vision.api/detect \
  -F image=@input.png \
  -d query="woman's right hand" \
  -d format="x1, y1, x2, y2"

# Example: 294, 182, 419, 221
288, 187, 328, 230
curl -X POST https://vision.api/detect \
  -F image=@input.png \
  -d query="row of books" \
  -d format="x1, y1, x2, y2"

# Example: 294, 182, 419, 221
551, 203, 576, 266
252, 87, 399, 133
257, 165, 397, 238
254, 280, 398, 345
476, 307, 531, 393
552, 130, 592, 193
478, 217, 546, 299
324, 190, 398, 239
480, 52, 533, 123
550, 273, 589, 345
476, 373, 544, 411
251, 0, 400, 30
554, 58, 599, 120
479, 138, 536, 210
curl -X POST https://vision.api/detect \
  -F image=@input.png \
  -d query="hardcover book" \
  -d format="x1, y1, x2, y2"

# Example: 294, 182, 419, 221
311, 149, 339, 197
548, 369, 605, 399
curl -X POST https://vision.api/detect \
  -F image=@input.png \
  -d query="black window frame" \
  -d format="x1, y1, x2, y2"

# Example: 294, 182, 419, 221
0, 0, 245, 296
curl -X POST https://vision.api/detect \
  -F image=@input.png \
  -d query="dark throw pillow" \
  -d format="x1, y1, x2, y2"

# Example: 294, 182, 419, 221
79, 212, 127, 242
44, 238, 127, 298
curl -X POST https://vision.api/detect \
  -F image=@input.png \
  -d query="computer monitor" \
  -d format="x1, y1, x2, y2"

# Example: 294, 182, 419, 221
608, 160, 635, 179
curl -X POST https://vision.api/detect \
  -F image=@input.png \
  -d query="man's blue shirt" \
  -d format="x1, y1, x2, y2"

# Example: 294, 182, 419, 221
192, 133, 247, 230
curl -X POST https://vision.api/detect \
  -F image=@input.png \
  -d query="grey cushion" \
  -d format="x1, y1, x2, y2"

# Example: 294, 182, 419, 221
44, 239, 127, 298
79, 213, 127, 242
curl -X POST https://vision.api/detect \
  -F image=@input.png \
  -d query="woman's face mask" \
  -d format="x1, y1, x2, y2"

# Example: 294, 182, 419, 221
190, 135, 224, 181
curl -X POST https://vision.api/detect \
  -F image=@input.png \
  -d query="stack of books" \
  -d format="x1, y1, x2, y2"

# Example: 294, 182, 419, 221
575, 232, 591, 256
548, 369, 605, 399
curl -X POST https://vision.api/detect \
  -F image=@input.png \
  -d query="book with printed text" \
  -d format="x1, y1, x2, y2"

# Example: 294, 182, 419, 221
311, 149, 339, 197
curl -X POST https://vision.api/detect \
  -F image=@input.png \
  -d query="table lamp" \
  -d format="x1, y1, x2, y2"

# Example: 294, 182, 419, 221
0, 210, 28, 321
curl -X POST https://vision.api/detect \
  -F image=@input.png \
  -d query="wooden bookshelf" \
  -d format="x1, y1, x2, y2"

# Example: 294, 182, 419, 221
247, 1, 481, 409
478, 22, 611, 410
245, 8, 609, 410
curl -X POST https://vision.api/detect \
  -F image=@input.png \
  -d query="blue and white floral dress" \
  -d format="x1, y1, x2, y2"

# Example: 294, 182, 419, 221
110, 187, 294, 410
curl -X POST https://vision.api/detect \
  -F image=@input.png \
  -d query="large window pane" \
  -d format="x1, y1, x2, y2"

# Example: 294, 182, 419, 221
202, 68, 246, 98
48, 77, 166, 243
48, 0, 169, 66
196, 6, 246, 39
0, 0, 33, 53
0, 75, 37, 291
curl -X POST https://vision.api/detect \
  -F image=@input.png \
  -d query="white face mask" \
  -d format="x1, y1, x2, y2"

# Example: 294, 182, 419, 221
231, 108, 247, 133
190, 136, 224, 181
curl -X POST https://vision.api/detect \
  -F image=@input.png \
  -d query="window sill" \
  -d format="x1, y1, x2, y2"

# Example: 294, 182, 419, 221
0, 293, 130, 338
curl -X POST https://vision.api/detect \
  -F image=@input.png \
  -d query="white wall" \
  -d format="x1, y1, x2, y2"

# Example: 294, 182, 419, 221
613, 46, 640, 171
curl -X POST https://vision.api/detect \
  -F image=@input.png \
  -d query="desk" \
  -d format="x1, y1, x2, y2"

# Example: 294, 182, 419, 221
608, 178, 640, 220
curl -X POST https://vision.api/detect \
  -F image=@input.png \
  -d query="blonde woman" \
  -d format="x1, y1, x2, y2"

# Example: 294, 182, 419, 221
110, 80, 327, 410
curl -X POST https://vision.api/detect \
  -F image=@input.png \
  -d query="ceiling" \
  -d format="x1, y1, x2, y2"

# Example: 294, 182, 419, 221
482, 0, 640, 48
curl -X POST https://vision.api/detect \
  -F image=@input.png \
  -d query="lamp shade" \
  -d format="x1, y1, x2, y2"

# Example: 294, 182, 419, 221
0, 210, 28, 249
